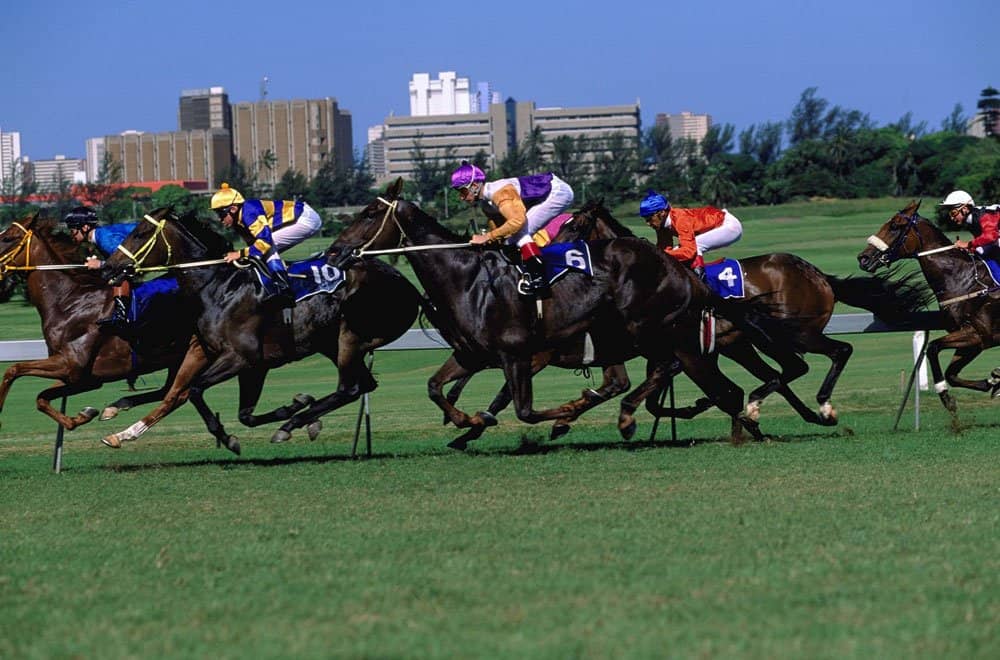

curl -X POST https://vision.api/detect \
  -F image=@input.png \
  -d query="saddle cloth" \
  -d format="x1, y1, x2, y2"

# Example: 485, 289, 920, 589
703, 258, 745, 299
540, 240, 594, 284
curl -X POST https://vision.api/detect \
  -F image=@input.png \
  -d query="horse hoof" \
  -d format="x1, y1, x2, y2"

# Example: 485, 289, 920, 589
293, 393, 315, 408
306, 421, 322, 441
80, 406, 99, 422
101, 435, 122, 449
745, 400, 761, 422
619, 420, 637, 440
99, 406, 119, 421
222, 436, 241, 455
550, 422, 571, 440
446, 438, 468, 451
271, 429, 292, 444
478, 411, 498, 427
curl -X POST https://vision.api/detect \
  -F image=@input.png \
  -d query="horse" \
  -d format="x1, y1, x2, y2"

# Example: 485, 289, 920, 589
0, 213, 195, 432
436, 200, 930, 435
101, 208, 422, 450
857, 199, 994, 427
331, 179, 800, 446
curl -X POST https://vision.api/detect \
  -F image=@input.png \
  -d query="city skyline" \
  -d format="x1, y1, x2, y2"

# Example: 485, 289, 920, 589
3, 0, 994, 165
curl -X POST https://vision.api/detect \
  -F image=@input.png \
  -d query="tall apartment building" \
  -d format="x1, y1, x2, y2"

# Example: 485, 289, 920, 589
24, 155, 87, 191
366, 124, 388, 179
409, 72, 473, 116
230, 97, 353, 186
0, 128, 22, 186
473, 82, 501, 113
382, 100, 642, 180
178, 87, 232, 131
103, 129, 232, 185
84, 137, 107, 183
655, 111, 712, 143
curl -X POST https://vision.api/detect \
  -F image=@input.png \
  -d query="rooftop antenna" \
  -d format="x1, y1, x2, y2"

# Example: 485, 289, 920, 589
259, 75, 270, 102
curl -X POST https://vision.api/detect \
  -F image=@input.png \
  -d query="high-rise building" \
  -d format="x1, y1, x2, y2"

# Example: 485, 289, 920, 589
655, 111, 712, 143
366, 124, 388, 179
179, 87, 232, 132
103, 129, 232, 185
409, 72, 473, 116
473, 82, 500, 113
231, 97, 353, 186
85, 137, 107, 183
24, 155, 87, 191
0, 128, 22, 187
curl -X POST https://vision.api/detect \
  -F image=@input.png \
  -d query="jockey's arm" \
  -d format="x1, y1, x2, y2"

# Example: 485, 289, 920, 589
665, 220, 698, 262
484, 185, 527, 242
969, 210, 1000, 250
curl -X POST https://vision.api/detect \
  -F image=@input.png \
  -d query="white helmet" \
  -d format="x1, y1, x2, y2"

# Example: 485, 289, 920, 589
939, 190, 974, 207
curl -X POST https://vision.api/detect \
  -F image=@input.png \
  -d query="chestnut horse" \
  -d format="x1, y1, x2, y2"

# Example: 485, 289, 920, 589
101, 209, 421, 451
332, 180, 800, 445
0, 214, 193, 431
857, 200, 994, 428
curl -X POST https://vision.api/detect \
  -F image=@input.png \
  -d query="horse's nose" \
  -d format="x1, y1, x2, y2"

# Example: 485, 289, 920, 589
857, 252, 873, 271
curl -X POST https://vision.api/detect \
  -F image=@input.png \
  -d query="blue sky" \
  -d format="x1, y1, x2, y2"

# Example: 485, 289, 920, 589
3, 0, 995, 162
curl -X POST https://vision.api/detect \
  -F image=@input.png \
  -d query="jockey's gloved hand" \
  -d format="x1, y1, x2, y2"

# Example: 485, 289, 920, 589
105, 263, 136, 286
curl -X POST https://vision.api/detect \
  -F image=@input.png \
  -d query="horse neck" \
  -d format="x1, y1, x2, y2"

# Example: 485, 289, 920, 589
914, 221, 975, 298
24, 238, 104, 322
396, 209, 484, 308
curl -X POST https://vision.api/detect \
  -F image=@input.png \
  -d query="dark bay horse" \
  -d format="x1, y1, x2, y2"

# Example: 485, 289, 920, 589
102, 210, 421, 450
439, 200, 930, 432
857, 200, 994, 427
0, 214, 194, 431
332, 179, 799, 445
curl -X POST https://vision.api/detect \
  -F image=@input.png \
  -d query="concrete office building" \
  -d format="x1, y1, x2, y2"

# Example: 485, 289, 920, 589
178, 87, 232, 132
24, 155, 87, 191
654, 111, 712, 143
409, 72, 473, 116
382, 100, 641, 180
231, 97, 353, 186
366, 124, 388, 179
103, 129, 232, 185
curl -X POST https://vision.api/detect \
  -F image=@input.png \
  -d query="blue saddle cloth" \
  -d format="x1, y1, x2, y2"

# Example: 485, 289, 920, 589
978, 255, 1000, 285
703, 258, 745, 299
540, 241, 594, 284
251, 256, 347, 301
131, 276, 181, 322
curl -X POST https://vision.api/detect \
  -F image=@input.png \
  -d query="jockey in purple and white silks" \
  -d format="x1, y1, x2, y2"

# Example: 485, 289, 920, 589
451, 161, 574, 296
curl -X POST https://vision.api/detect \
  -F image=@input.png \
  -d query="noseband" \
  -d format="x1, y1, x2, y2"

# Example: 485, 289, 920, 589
116, 213, 174, 271
0, 222, 35, 278
865, 212, 924, 267
352, 197, 408, 258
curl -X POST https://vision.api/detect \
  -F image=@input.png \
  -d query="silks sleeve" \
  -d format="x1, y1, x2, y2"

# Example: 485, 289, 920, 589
485, 185, 528, 242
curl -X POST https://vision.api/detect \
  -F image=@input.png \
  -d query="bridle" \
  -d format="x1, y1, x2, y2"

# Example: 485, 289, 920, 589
864, 211, 925, 267
115, 213, 174, 272
0, 222, 36, 277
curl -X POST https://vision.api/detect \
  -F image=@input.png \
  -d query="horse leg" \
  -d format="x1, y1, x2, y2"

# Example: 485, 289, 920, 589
235, 367, 312, 428
187, 385, 241, 455
729, 339, 830, 426
271, 339, 377, 444
925, 330, 983, 428
0, 355, 97, 429
619, 361, 673, 440
101, 337, 208, 448
500, 353, 593, 427
427, 354, 497, 447
676, 349, 759, 444
798, 334, 853, 424
34, 382, 101, 430
549, 364, 631, 440
101, 364, 181, 421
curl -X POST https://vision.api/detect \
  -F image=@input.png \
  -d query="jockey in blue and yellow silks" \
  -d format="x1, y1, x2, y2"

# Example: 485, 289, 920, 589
210, 183, 322, 304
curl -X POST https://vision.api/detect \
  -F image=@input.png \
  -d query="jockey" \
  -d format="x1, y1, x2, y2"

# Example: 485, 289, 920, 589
64, 206, 138, 330
210, 183, 323, 305
638, 190, 743, 280
451, 161, 574, 297
941, 190, 1000, 260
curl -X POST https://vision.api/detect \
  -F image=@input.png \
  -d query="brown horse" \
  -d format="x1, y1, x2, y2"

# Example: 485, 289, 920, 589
438, 200, 930, 436
0, 214, 193, 431
101, 209, 421, 450
857, 200, 993, 427
331, 180, 801, 446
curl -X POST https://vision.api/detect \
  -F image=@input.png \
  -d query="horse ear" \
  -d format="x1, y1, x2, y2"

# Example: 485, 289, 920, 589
387, 177, 404, 200
915, 198, 922, 213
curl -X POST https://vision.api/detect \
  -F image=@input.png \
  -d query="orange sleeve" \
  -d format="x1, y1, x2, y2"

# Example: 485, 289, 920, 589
485, 184, 527, 242
664, 211, 698, 262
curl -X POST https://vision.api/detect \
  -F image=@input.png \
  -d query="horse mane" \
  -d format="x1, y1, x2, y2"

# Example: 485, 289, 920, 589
576, 199, 636, 238
169, 208, 233, 254
32, 217, 89, 263
398, 199, 466, 243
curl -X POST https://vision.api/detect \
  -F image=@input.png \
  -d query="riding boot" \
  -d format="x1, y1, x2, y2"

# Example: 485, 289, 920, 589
517, 242, 551, 299
97, 295, 131, 331
691, 254, 706, 282
270, 268, 295, 307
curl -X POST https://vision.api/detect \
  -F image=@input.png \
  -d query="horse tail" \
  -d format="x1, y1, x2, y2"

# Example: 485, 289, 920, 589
712, 294, 810, 353
825, 268, 932, 323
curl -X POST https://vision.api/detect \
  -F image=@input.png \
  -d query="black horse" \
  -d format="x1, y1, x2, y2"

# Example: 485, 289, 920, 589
857, 200, 990, 428
332, 180, 800, 445
102, 209, 421, 451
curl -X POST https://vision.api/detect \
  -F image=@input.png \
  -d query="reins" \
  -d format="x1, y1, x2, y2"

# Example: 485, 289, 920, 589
115, 213, 229, 274
0, 222, 89, 277
351, 198, 470, 257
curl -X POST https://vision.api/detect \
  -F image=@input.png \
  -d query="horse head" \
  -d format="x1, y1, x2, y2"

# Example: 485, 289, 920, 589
857, 200, 946, 272
328, 178, 410, 266
0, 213, 79, 278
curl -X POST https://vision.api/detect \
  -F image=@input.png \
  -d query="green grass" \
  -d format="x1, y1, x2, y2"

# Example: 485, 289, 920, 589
2, 197, 999, 657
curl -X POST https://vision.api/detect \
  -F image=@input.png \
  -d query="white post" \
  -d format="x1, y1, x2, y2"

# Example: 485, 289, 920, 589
912, 331, 928, 390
